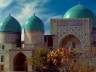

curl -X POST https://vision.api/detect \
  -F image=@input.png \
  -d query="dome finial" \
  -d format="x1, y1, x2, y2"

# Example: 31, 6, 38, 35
34, 13, 35, 16
9, 13, 11, 16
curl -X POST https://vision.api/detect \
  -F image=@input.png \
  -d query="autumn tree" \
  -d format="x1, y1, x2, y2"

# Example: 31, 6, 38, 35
47, 47, 76, 72
70, 61, 93, 72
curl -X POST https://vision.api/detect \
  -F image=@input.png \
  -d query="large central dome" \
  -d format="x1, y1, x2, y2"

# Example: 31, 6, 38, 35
64, 5, 96, 18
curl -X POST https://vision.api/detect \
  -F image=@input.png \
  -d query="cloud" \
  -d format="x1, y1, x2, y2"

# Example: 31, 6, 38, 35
16, 0, 49, 26
0, 0, 12, 8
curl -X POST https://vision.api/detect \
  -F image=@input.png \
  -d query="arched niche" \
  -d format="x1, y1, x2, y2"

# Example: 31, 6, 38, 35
13, 52, 27, 71
59, 34, 81, 49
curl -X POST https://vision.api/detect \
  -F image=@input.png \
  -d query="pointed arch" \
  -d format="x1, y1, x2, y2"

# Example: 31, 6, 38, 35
59, 34, 81, 48
13, 52, 27, 71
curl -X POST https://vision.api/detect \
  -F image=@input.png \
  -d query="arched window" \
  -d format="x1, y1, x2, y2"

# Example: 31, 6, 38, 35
48, 37, 53, 46
2, 45, 4, 50
13, 52, 27, 71
72, 42, 75, 48
1, 55, 4, 62
59, 34, 81, 48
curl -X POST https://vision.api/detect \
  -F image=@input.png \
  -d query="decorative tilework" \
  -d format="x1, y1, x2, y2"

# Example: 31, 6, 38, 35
57, 26, 84, 42
57, 19, 84, 26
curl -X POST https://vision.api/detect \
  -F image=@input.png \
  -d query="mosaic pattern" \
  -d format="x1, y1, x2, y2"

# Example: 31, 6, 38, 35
57, 26, 84, 42
57, 19, 84, 26
0, 33, 20, 43
54, 19, 92, 50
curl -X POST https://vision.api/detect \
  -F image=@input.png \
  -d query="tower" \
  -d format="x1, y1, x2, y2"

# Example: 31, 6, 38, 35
0, 14, 21, 71
24, 14, 45, 49
0, 14, 21, 48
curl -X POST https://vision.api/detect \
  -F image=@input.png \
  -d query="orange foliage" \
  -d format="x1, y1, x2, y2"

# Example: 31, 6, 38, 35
47, 48, 76, 68
70, 61, 93, 72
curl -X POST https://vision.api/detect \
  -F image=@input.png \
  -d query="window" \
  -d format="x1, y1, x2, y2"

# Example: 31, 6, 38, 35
0, 65, 4, 71
1, 55, 4, 62
48, 37, 53, 46
2, 45, 4, 50
72, 42, 75, 48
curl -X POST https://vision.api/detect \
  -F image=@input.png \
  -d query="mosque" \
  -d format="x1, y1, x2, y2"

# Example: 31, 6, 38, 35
0, 4, 96, 72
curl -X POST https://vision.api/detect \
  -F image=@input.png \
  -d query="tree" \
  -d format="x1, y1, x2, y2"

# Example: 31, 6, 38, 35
26, 47, 95, 72
70, 61, 93, 72
26, 48, 59, 72
31, 48, 49, 66
47, 47, 76, 72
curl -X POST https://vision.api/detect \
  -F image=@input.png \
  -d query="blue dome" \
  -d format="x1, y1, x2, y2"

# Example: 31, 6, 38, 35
64, 5, 96, 18
0, 15, 21, 32
24, 14, 44, 32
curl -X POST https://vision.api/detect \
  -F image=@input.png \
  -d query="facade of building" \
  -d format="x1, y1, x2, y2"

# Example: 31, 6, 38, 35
0, 4, 96, 72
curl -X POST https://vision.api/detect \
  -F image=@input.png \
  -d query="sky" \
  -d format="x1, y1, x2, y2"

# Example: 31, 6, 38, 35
0, 0, 96, 40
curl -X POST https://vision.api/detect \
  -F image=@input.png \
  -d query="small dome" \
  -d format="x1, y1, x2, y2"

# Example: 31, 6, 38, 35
64, 5, 96, 18
24, 14, 45, 32
0, 14, 21, 32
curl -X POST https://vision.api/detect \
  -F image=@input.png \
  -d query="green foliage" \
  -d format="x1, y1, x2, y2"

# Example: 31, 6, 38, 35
31, 48, 49, 67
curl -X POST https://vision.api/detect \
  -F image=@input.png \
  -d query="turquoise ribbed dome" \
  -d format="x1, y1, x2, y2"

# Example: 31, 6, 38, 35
24, 14, 44, 32
0, 15, 21, 32
64, 5, 96, 18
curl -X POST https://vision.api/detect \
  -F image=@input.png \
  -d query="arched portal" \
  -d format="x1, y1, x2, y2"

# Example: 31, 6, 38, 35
60, 34, 81, 48
13, 52, 27, 71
